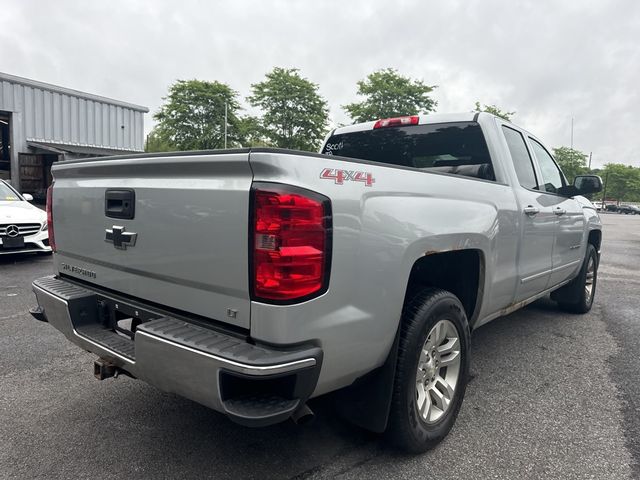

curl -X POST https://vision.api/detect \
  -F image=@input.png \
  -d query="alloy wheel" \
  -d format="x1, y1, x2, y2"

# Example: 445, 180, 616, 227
415, 319, 461, 424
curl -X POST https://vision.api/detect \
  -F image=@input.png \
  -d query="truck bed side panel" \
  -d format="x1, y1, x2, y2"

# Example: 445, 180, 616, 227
248, 151, 519, 396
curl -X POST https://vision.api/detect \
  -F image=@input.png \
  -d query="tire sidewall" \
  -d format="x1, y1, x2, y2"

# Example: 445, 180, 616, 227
401, 295, 471, 448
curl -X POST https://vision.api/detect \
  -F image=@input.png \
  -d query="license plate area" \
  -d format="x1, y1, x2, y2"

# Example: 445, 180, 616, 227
2, 236, 25, 248
95, 296, 160, 340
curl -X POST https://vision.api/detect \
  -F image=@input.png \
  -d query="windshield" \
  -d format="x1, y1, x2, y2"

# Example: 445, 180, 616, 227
322, 122, 495, 181
0, 182, 21, 201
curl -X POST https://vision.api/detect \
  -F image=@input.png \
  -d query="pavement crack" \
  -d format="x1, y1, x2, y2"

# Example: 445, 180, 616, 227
288, 444, 382, 480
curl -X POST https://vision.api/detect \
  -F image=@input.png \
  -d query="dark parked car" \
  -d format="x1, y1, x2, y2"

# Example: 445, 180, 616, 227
617, 205, 640, 214
605, 204, 618, 212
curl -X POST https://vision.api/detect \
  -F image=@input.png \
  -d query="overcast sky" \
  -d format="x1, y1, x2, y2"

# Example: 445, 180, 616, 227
1, 0, 639, 167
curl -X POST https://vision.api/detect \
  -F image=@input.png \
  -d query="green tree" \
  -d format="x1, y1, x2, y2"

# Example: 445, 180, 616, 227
552, 146, 588, 183
474, 102, 515, 121
236, 116, 271, 147
601, 163, 640, 203
145, 128, 176, 153
344, 68, 437, 123
153, 79, 242, 150
248, 67, 329, 151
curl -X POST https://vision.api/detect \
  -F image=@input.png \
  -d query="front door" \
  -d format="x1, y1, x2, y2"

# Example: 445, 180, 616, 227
527, 137, 585, 287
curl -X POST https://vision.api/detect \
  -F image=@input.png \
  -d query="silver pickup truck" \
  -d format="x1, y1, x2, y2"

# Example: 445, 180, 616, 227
31, 112, 603, 452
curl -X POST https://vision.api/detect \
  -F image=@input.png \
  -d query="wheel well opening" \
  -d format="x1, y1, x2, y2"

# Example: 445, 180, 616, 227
588, 230, 602, 253
405, 249, 483, 324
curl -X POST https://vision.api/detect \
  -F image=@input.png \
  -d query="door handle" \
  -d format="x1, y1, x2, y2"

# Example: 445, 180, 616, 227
554, 207, 566, 216
523, 206, 539, 216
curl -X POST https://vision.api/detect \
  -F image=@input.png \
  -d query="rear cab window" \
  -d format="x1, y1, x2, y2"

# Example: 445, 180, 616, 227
321, 122, 496, 182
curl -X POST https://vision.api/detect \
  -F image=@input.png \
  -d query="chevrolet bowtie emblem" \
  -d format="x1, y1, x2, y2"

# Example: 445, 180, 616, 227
105, 226, 137, 250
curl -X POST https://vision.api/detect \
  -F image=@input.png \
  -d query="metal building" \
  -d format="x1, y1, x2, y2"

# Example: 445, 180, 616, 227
0, 72, 148, 197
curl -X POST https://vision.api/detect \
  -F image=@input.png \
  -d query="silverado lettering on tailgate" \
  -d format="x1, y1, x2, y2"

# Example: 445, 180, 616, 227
60, 263, 97, 279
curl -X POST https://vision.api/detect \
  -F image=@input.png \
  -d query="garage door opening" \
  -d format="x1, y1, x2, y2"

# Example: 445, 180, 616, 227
0, 111, 10, 181
19, 153, 56, 203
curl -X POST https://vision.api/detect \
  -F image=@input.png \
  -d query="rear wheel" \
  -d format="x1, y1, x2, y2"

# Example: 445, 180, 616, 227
386, 288, 470, 452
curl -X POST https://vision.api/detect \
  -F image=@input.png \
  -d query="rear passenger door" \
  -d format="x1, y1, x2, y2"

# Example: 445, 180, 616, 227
501, 126, 556, 302
527, 138, 585, 287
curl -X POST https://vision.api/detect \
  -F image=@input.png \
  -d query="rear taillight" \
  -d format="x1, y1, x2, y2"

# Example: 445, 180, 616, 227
251, 183, 332, 303
373, 115, 419, 129
46, 184, 56, 252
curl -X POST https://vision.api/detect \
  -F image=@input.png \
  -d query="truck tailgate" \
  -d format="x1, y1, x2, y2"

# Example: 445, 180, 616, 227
51, 151, 253, 329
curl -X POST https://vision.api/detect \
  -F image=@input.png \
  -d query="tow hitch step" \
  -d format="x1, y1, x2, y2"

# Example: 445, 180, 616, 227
29, 305, 47, 323
94, 359, 119, 380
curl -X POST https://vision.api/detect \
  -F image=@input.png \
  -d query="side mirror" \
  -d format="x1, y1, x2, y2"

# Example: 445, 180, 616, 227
23, 193, 34, 202
573, 175, 603, 195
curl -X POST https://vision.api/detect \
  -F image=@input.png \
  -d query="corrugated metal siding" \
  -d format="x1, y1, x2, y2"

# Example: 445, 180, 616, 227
0, 77, 146, 152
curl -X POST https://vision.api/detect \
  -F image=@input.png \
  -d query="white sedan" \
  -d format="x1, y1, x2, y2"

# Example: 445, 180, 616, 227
0, 179, 51, 255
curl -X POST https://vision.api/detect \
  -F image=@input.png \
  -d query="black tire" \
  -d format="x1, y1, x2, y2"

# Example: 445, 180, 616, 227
386, 288, 470, 453
553, 244, 598, 314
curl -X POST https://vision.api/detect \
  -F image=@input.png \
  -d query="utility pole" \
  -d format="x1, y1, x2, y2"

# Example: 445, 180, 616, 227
570, 117, 574, 149
224, 101, 228, 149
602, 170, 609, 205
588, 151, 592, 170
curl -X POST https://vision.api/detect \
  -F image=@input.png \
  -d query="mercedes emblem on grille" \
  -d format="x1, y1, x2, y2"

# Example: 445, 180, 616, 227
105, 226, 137, 250
6, 225, 19, 237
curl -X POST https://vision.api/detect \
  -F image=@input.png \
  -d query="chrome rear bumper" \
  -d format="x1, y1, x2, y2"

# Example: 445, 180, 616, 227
32, 276, 322, 427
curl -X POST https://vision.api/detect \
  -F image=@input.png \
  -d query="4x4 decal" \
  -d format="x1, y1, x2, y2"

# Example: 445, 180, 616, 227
320, 168, 375, 187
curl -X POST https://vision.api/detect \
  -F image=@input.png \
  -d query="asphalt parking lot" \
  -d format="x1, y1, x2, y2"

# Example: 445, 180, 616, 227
1, 213, 639, 479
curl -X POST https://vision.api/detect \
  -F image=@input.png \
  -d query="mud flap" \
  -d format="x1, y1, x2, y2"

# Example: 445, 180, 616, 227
332, 325, 400, 433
